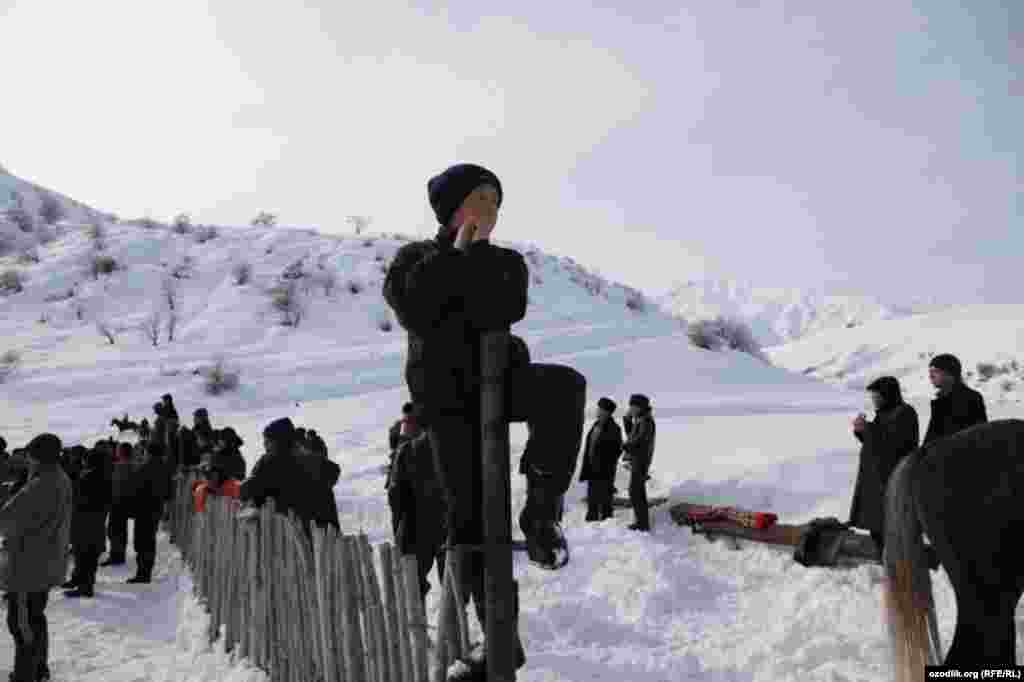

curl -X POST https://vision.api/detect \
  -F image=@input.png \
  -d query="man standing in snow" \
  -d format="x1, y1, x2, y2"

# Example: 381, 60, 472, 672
579, 398, 624, 521
386, 403, 421, 489
623, 394, 656, 532
849, 376, 919, 554
0, 433, 72, 682
923, 354, 988, 445
383, 163, 586, 676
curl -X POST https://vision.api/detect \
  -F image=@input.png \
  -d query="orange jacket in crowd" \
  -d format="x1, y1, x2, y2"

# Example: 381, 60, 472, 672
192, 479, 242, 513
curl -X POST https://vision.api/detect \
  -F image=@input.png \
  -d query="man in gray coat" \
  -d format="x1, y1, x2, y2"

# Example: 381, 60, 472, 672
0, 433, 73, 682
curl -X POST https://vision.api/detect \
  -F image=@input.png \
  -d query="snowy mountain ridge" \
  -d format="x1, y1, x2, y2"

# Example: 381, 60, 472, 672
659, 277, 937, 347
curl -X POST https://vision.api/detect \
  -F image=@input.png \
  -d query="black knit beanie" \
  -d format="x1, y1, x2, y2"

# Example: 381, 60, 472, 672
27, 433, 62, 464
263, 417, 296, 446
629, 394, 651, 410
427, 163, 503, 229
929, 353, 962, 379
597, 397, 617, 413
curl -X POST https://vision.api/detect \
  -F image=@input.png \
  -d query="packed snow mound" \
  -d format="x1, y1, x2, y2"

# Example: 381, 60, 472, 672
767, 304, 1024, 404
660, 278, 922, 346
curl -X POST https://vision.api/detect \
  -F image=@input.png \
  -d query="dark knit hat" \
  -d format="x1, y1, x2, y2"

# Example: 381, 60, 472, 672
629, 394, 651, 409
402, 402, 414, 415
219, 427, 244, 449
194, 407, 209, 418
27, 433, 62, 464
929, 353, 962, 378
866, 376, 904, 407
597, 397, 617, 413
263, 417, 296, 444
427, 163, 503, 228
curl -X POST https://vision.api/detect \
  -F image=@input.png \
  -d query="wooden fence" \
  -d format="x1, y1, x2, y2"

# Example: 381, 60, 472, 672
166, 476, 432, 682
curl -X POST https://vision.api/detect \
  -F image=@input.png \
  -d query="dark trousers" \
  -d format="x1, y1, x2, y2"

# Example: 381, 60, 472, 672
133, 507, 161, 577
107, 506, 128, 559
870, 531, 884, 558
70, 548, 102, 589
5, 591, 49, 682
415, 541, 446, 601
426, 362, 585, 629
586, 479, 614, 521
629, 460, 650, 530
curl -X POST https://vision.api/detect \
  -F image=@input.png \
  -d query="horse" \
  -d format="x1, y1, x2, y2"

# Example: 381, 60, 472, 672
884, 418, 1024, 681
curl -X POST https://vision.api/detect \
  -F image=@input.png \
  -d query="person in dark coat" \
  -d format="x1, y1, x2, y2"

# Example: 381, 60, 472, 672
103, 442, 135, 566
212, 428, 247, 481
579, 397, 625, 522
386, 403, 422, 489
623, 394, 656, 532
923, 353, 988, 446
126, 441, 171, 584
0, 433, 72, 682
385, 164, 582, 676
848, 376, 919, 554
63, 447, 113, 597
179, 408, 214, 471
302, 433, 340, 488
387, 433, 447, 601
239, 418, 340, 531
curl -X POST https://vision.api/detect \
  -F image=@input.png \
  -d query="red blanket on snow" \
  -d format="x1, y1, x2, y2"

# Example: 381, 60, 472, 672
684, 505, 778, 530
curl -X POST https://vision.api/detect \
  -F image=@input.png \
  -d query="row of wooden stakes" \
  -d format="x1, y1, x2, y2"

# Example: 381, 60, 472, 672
165, 476, 435, 682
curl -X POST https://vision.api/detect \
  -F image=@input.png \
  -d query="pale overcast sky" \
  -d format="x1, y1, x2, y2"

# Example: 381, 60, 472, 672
1, 1, 1020, 303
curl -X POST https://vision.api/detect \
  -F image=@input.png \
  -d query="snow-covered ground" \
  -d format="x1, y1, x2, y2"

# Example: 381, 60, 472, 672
2, 212, 1023, 680
766, 304, 1024, 404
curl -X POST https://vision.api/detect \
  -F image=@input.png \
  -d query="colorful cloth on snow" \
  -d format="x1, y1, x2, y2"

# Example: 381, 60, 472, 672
684, 505, 778, 530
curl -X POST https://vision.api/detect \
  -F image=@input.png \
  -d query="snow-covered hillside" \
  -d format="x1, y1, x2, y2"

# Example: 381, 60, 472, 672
3, 206, 1023, 680
661, 278, 920, 347
0, 166, 109, 237
767, 304, 1024, 404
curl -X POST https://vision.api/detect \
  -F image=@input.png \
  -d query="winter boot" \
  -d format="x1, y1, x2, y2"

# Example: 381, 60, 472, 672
64, 586, 95, 598
446, 583, 526, 681
127, 552, 154, 584
60, 578, 78, 590
519, 482, 569, 570
101, 553, 126, 567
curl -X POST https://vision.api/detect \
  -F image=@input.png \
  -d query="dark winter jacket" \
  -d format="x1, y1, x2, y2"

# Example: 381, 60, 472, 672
0, 463, 73, 593
389, 419, 420, 452
579, 417, 624, 483
240, 451, 340, 530
128, 449, 172, 518
388, 434, 446, 554
622, 412, 656, 475
215, 447, 247, 481
309, 456, 341, 489
382, 228, 530, 419
923, 382, 988, 446
71, 454, 113, 553
178, 427, 202, 469
849, 402, 920, 534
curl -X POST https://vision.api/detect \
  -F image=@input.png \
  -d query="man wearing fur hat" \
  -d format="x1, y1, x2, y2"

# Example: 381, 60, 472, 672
579, 398, 624, 522
383, 163, 587, 678
923, 353, 988, 446
0, 433, 73, 682
623, 394, 657, 532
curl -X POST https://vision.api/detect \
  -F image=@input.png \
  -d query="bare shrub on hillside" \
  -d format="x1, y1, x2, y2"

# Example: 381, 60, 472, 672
39, 194, 65, 225
976, 362, 999, 381
231, 261, 252, 286
687, 316, 765, 360
171, 256, 195, 280
138, 217, 159, 230
377, 315, 393, 332
282, 259, 307, 280
96, 320, 118, 345
193, 225, 218, 243
71, 299, 85, 321
17, 248, 39, 264
625, 291, 645, 311
172, 213, 192, 234
347, 279, 363, 295
347, 215, 372, 236
0, 349, 20, 382
362, 238, 374, 247
166, 310, 179, 343
252, 211, 277, 227
203, 356, 240, 395
316, 269, 338, 296
44, 288, 75, 303
0, 269, 24, 294
1001, 379, 1016, 393
86, 221, 106, 241
269, 280, 304, 327
90, 254, 118, 279
141, 312, 162, 347
6, 207, 34, 233
161, 276, 181, 312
